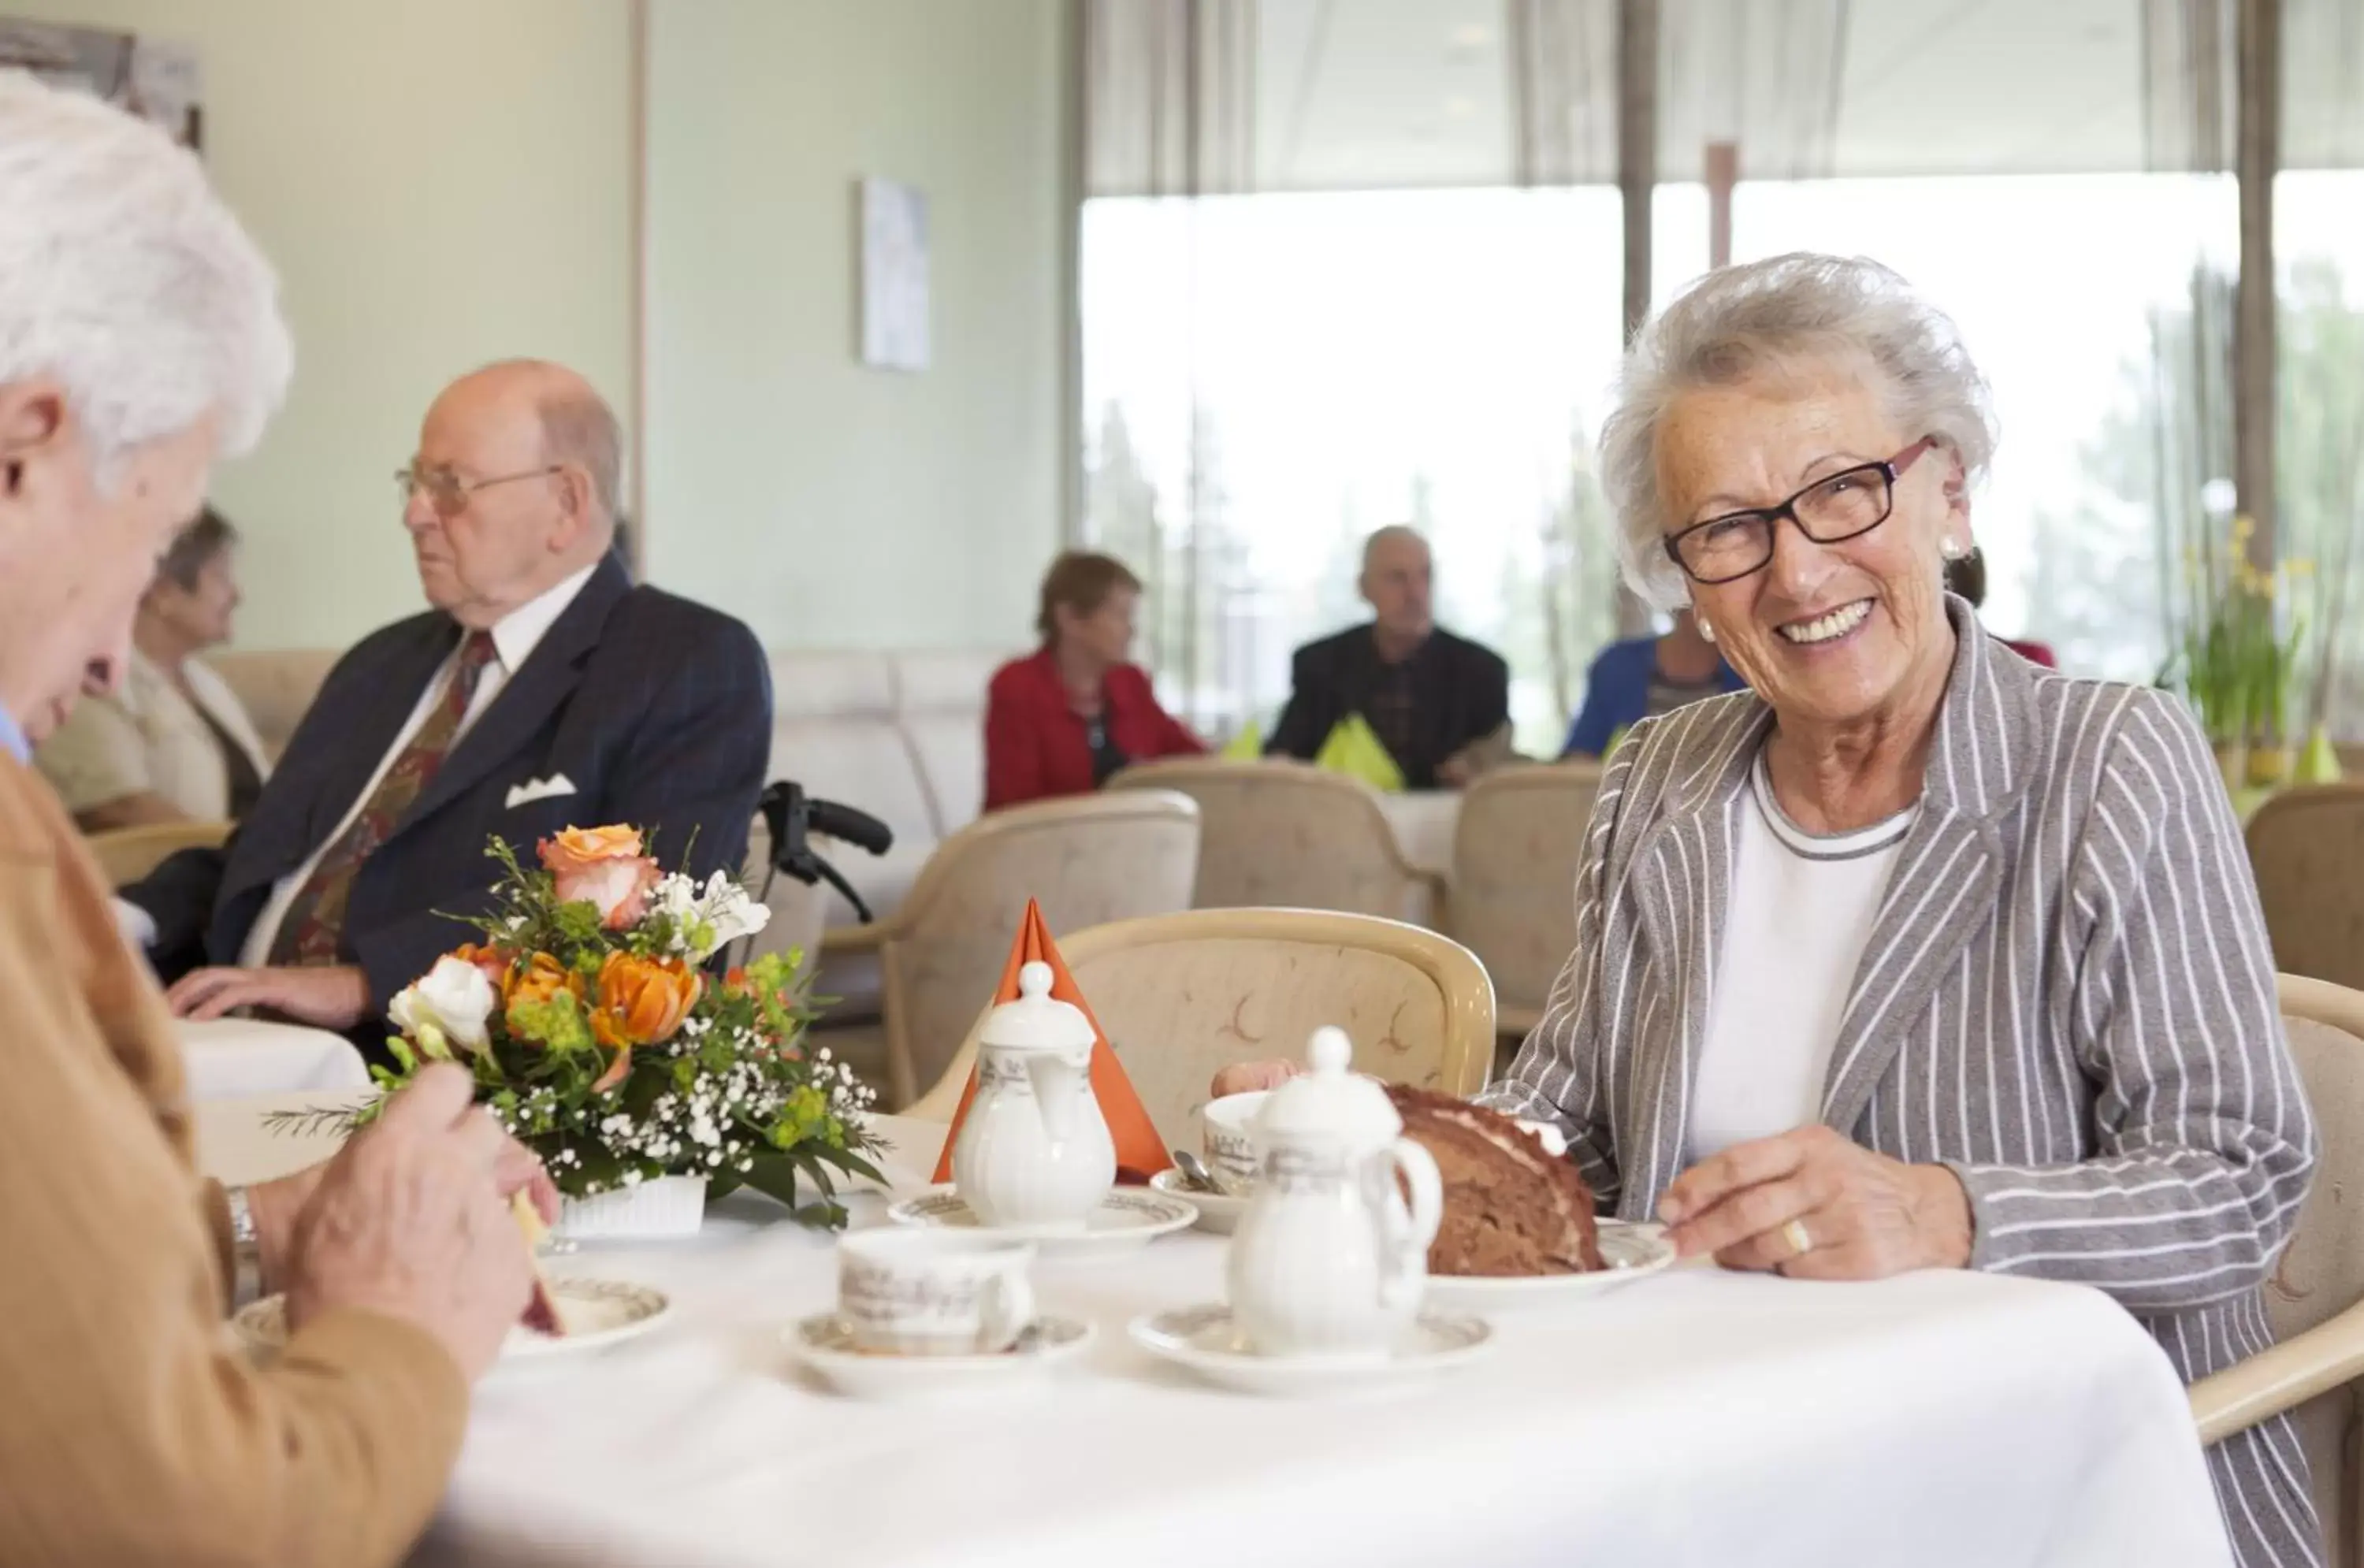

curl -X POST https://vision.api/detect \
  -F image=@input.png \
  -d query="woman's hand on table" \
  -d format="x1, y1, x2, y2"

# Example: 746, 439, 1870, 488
1657, 1124, 1973, 1279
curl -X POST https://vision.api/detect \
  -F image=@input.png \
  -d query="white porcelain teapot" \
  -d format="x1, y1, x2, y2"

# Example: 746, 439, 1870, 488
950, 961, 1115, 1231
1225, 1027, 1443, 1360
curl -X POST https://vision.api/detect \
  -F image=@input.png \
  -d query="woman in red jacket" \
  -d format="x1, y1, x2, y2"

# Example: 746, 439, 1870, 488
983, 552, 1205, 810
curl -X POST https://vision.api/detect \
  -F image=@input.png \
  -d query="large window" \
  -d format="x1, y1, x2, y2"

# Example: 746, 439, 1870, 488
2276, 170, 2364, 739
1082, 186, 1633, 754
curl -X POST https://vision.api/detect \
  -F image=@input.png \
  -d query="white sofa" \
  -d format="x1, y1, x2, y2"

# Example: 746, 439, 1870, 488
210, 645, 1012, 933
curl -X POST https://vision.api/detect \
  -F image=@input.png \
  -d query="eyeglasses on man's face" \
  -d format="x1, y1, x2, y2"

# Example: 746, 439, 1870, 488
395, 462, 562, 522
1663, 437, 1938, 586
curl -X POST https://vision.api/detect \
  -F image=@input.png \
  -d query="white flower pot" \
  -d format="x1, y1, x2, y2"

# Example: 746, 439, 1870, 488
555, 1174, 709, 1239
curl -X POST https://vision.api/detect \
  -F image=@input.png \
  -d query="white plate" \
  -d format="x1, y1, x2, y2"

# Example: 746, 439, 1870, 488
790, 1313, 1096, 1399
234, 1277, 671, 1362
886, 1186, 1197, 1254
1150, 1169, 1248, 1233
1128, 1304, 1493, 1396
1421, 1221, 1676, 1311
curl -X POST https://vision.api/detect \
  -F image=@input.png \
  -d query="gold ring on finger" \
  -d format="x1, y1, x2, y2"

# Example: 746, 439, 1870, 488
1781, 1218, 1813, 1259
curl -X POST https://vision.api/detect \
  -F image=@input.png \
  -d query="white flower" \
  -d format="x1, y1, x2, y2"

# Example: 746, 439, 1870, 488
389, 955, 498, 1053
695, 876, 768, 958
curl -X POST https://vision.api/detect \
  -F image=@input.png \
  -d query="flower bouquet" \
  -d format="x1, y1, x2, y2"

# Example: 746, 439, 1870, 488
325, 824, 881, 1234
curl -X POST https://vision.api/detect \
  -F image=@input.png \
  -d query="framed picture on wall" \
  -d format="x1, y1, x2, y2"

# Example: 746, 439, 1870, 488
859, 176, 931, 372
0, 18, 202, 150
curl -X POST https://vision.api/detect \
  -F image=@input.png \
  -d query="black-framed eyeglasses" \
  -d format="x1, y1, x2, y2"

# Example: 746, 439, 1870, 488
396, 462, 563, 522
1662, 437, 1938, 586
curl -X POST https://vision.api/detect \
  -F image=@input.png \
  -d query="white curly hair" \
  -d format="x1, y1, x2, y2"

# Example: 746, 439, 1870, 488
0, 70, 290, 477
1599, 253, 1997, 611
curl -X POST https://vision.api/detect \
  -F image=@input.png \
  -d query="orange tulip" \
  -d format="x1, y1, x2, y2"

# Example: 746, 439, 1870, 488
502, 953, 585, 1039
588, 952, 702, 1091
454, 942, 513, 985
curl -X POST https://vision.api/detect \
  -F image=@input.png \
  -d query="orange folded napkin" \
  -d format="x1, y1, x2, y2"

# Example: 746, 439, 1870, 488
931, 900, 1174, 1186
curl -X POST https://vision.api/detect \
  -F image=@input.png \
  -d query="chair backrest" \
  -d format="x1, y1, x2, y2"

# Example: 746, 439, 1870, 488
206, 648, 340, 760
1450, 761, 1603, 1030
2248, 786, 2364, 989
882, 790, 1200, 1104
764, 652, 940, 850
907, 908, 1496, 1150
1108, 759, 1433, 923
2269, 973, 2364, 1562
85, 820, 232, 887
894, 649, 1005, 839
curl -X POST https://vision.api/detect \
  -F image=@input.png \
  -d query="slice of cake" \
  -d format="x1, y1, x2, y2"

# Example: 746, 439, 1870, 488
510, 1191, 566, 1336
1385, 1086, 1602, 1276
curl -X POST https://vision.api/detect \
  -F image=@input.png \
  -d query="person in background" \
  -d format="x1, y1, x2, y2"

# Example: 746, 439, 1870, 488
1944, 545, 2055, 667
984, 551, 1203, 810
1266, 525, 1511, 789
0, 70, 554, 1566
1559, 608, 1747, 758
37, 505, 273, 829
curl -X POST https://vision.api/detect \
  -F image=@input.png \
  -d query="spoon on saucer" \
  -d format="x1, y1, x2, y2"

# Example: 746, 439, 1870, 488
1171, 1150, 1224, 1194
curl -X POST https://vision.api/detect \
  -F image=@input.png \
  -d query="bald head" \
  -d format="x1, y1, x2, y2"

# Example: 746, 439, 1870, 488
402, 359, 621, 629
1359, 526, 1433, 646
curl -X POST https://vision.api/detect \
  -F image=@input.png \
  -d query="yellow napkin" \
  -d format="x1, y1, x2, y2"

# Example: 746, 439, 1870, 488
1314, 713, 1407, 793
1221, 719, 1265, 760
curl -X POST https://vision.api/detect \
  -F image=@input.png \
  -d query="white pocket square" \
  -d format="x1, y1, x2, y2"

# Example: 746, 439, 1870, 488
506, 774, 577, 808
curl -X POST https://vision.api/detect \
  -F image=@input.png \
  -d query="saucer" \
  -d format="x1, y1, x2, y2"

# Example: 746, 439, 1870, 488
790, 1313, 1096, 1399
886, 1186, 1197, 1254
1422, 1221, 1677, 1311
235, 1277, 671, 1362
1128, 1304, 1493, 1396
1150, 1169, 1248, 1234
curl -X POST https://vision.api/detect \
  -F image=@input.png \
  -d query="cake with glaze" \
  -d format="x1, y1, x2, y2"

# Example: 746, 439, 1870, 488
1385, 1085, 1602, 1275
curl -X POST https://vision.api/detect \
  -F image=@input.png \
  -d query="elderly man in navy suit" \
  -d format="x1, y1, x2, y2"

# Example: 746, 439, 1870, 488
125, 359, 771, 1046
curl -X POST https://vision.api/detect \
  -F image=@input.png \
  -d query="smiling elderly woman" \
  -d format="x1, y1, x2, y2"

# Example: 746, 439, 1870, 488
1217, 252, 2319, 1566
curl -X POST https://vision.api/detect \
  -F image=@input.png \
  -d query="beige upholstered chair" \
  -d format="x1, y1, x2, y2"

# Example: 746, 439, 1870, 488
84, 819, 232, 887
835, 791, 1199, 1109
905, 908, 1495, 1150
205, 649, 340, 760
1107, 758, 1440, 925
2191, 975, 2364, 1565
2248, 786, 2364, 990
1450, 761, 1604, 1037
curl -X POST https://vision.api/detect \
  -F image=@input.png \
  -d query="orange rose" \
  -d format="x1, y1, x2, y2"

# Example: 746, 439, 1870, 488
588, 952, 702, 1091
502, 952, 585, 1039
538, 824, 661, 930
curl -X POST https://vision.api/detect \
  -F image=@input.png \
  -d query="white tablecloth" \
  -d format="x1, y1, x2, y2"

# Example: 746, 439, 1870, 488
177, 1018, 370, 1102
1378, 790, 1458, 879
253, 1113, 2233, 1568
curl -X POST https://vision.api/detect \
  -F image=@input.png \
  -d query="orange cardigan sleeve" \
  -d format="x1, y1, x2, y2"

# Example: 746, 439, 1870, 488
0, 759, 468, 1566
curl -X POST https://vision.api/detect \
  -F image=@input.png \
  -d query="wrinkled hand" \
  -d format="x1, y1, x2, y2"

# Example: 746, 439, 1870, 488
1210, 1059, 1304, 1098
168, 963, 370, 1030
250, 1133, 558, 1295
283, 1064, 533, 1380
1657, 1124, 1973, 1280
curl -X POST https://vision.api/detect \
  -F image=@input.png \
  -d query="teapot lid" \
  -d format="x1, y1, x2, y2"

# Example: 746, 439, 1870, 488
1251, 1027, 1399, 1146
977, 962, 1098, 1053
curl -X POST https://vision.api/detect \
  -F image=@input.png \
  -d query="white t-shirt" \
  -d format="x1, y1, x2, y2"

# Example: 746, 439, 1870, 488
1686, 752, 1918, 1165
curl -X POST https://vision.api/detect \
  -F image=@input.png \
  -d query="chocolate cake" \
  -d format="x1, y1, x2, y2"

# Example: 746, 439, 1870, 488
1386, 1086, 1601, 1275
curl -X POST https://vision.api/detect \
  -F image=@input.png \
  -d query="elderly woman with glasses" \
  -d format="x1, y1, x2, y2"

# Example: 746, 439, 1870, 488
1219, 253, 2318, 1566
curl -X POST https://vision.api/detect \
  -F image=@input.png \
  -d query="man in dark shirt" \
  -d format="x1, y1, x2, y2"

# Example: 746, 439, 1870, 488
1266, 526, 1511, 790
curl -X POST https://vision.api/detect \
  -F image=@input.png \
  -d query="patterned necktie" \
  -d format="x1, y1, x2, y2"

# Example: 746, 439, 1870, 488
269, 630, 499, 966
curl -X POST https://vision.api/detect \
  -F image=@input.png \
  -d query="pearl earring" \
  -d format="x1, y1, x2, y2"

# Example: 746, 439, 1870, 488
1941, 537, 1968, 561
1697, 617, 1716, 645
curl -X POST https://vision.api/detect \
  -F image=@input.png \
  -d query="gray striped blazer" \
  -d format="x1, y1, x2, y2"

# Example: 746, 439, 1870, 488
1489, 599, 2321, 1568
